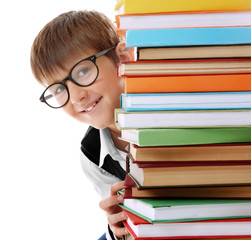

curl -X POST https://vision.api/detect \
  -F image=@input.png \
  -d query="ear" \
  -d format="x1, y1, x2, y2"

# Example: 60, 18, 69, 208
115, 41, 135, 63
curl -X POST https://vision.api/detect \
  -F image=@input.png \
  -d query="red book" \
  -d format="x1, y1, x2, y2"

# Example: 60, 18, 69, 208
122, 209, 251, 239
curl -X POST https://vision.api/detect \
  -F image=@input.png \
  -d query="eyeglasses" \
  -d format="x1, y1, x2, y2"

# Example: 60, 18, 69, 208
39, 46, 116, 109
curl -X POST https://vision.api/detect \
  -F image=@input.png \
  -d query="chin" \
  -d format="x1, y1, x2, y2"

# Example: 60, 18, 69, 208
91, 122, 107, 130
92, 119, 114, 130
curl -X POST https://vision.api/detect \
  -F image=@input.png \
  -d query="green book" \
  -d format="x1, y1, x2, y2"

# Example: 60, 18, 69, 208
120, 127, 251, 146
119, 197, 251, 223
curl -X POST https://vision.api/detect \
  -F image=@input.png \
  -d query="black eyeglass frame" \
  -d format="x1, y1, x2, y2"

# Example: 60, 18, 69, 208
39, 45, 116, 109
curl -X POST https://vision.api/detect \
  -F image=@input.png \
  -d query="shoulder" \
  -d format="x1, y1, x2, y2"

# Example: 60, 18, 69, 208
80, 151, 122, 199
80, 151, 114, 178
80, 126, 100, 165
81, 126, 100, 148
80, 126, 126, 180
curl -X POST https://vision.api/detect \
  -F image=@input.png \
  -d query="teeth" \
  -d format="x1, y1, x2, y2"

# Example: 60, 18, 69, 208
85, 102, 97, 112
84, 98, 101, 112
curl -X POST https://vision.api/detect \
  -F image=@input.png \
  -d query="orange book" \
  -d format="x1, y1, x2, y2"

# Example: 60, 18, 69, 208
124, 73, 251, 93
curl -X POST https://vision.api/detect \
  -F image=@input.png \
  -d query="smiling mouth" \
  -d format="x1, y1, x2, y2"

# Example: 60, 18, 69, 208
83, 97, 102, 112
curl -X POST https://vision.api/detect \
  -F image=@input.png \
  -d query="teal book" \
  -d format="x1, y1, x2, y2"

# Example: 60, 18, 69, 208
120, 127, 251, 146
125, 27, 251, 47
119, 197, 251, 223
120, 92, 251, 111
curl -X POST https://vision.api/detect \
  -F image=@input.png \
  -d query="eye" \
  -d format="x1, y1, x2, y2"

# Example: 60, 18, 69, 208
54, 85, 66, 95
77, 66, 91, 78
72, 60, 95, 81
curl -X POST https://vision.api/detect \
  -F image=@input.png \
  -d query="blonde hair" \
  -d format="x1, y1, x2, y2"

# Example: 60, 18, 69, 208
30, 10, 119, 84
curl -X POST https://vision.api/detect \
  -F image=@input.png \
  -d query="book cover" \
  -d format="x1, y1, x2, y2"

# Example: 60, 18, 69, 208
124, 74, 251, 94
128, 154, 251, 168
122, 209, 251, 239
123, 174, 251, 199
136, 45, 251, 60
120, 127, 251, 146
128, 157, 251, 187
115, 108, 251, 129
129, 143, 251, 162
120, 92, 251, 111
120, 197, 251, 223
123, 221, 251, 240
118, 59, 251, 76
125, 27, 251, 48
116, 11, 251, 31
115, 0, 251, 14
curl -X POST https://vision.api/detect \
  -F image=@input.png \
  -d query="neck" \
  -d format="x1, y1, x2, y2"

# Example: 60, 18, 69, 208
108, 125, 128, 153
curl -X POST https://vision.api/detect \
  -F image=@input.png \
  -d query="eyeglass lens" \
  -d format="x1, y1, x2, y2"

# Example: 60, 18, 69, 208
44, 83, 68, 108
71, 59, 98, 85
43, 60, 98, 108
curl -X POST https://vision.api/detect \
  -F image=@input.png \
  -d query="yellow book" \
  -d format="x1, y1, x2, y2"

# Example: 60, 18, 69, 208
115, 0, 251, 14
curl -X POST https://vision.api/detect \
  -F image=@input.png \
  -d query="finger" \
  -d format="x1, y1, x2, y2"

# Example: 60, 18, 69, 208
110, 181, 125, 196
107, 211, 127, 226
99, 194, 124, 212
110, 224, 129, 239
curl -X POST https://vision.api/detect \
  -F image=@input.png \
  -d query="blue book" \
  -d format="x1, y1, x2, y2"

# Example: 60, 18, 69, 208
125, 27, 251, 47
120, 92, 251, 111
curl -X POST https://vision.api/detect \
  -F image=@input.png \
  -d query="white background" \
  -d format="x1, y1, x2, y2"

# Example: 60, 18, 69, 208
0, 1, 116, 239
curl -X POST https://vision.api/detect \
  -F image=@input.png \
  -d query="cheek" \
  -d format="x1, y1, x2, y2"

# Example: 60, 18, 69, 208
62, 103, 76, 117
106, 81, 124, 106
97, 67, 124, 98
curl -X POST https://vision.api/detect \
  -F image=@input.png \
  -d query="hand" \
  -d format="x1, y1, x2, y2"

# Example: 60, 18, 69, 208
99, 181, 129, 239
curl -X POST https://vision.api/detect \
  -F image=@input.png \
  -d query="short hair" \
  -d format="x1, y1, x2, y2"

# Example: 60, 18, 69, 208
30, 10, 120, 84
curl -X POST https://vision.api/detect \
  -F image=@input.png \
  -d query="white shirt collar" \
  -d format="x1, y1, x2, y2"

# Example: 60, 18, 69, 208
99, 128, 127, 167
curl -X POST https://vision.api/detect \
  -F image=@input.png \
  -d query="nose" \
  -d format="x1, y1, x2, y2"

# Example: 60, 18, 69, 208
66, 81, 88, 105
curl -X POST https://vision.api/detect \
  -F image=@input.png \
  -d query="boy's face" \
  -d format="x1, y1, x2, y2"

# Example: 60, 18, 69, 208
45, 48, 124, 130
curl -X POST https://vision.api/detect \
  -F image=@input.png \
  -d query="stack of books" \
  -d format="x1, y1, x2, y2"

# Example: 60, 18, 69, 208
114, 0, 251, 239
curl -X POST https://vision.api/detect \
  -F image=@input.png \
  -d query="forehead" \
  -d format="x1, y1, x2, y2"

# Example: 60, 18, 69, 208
41, 48, 99, 87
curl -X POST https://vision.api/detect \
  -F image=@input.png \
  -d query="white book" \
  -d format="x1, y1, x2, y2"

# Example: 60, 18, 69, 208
117, 11, 251, 30
126, 215, 251, 238
115, 108, 251, 129
122, 198, 251, 222
120, 92, 251, 111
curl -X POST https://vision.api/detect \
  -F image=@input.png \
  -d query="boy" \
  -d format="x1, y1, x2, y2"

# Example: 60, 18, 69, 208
30, 10, 133, 240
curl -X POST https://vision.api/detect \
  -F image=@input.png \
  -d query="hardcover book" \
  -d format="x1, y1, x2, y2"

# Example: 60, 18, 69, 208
120, 127, 251, 146
116, 11, 251, 31
124, 74, 251, 93
123, 209, 251, 239
120, 197, 251, 222
136, 45, 251, 60
115, 0, 251, 14
128, 156, 251, 187
129, 143, 251, 162
120, 92, 251, 111
123, 174, 251, 199
125, 27, 251, 48
115, 108, 251, 129
118, 59, 251, 76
